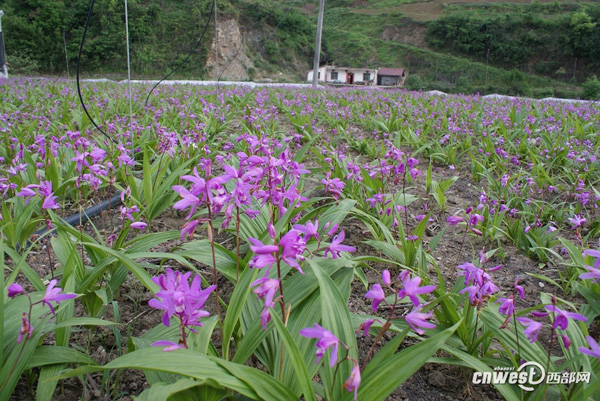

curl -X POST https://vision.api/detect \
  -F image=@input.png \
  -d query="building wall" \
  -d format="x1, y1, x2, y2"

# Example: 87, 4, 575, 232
328, 70, 347, 83
380, 76, 400, 86
307, 68, 379, 84
306, 67, 327, 82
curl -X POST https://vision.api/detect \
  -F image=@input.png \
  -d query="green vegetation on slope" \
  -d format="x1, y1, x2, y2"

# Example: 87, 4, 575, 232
0, 0, 314, 79
1, 0, 598, 97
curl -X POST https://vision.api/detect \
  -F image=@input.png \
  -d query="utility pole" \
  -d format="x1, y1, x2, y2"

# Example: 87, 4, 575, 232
63, 28, 70, 79
0, 10, 8, 79
484, 48, 489, 96
312, 0, 325, 88
214, 0, 219, 84
124, 0, 133, 130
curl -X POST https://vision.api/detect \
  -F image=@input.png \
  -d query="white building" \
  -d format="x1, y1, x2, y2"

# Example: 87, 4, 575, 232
307, 66, 378, 85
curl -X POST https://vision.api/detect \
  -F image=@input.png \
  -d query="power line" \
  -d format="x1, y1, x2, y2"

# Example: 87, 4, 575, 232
76, 0, 117, 144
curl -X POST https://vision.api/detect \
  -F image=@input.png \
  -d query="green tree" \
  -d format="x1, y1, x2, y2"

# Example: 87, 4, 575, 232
568, 11, 596, 59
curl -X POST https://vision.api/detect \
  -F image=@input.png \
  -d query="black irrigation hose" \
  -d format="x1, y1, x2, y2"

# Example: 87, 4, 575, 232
34, 194, 123, 237
14, 194, 124, 251
76, 0, 117, 144
143, 0, 215, 108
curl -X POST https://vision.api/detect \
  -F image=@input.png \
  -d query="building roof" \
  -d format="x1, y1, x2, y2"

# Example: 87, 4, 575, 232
378, 67, 404, 76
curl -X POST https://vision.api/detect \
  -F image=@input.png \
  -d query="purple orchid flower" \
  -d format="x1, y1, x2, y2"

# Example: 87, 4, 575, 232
324, 230, 356, 259
42, 279, 77, 316
516, 317, 542, 343
405, 306, 436, 335
397, 271, 436, 307
299, 323, 340, 367
365, 283, 386, 312
579, 336, 600, 362
343, 360, 361, 401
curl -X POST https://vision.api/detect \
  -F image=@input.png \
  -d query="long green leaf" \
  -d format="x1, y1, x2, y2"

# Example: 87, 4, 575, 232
222, 266, 259, 360
53, 347, 295, 400
439, 345, 521, 401
270, 312, 317, 401
309, 258, 357, 400
25, 346, 98, 369
136, 378, 226, 401
346, 322, 460, 401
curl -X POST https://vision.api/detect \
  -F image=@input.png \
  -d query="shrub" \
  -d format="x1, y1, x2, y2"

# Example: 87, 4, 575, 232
581, 75, 600, 100
7, 49, 39, 76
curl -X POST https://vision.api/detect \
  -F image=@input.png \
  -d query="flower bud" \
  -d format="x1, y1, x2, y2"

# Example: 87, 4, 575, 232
382, 270, 391, 286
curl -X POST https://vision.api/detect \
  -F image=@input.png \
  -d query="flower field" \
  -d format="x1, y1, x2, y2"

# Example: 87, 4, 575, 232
2, 77, 600, 401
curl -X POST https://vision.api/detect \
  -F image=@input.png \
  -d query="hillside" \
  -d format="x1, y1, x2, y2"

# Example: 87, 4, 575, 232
1, 0, 599, 97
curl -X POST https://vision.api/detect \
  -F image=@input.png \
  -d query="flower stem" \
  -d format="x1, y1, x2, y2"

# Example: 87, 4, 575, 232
235, 206, 240, 282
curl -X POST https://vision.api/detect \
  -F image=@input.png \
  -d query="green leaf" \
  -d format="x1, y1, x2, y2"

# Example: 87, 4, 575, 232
222, 267, 259, 360
0, 315, 52, 399
54, 347, 298, 400
51, 317, 119, 330
345, 322, 460, 401
36, 364, 66, 401
136, 378, 227, 401
309, 258, 357, 400
479, 304, 551, 369
439, 345, 521, 401
270, 313, 317, 401
25, 346, 98, 369
80, 242, 159, 293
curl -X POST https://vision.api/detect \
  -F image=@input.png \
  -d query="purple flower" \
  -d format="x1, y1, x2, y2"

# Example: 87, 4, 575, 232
8, 283, 26, 298
248, 237, 278, 270
382, 270, 391, 286
148, 269, 215, 329
279, 229, 307, 274
260, 307, 272, 330
16, 186, 36, 204
545, 305, 587, 330
42, 280, 77, 315
252, 277, 279, 310
497, 297, 515, 317
343, 360, 361, 401
300, 323, 340, 367
356, 318, 378, 337
152, 340, 184, 352
324, 231, 356, 259
515, 279, 525, 300
293, 220, 319, 241
41, 194, 60, 210
405, 306, 436, 335
457, 263, 486, 287
17, 313, 34, 344
468, 213, 484, 226
568, 214, 586, 230
579, 336, 600, 362
180, 219, 200, 240
130, 221, 147, 231
321, 172, 345, 199
365, 283, 386, 312
579, 265, 600, 283
446, 215, 463, 225
584, 249, 600, 268
173, 185, 201, 220
516, 317, 542, 343
397, 272, 436, 307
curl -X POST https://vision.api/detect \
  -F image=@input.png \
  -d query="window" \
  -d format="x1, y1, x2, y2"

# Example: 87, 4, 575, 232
331, 71, 338, 80
364, 72, 371, 81
318, 72, 320, 79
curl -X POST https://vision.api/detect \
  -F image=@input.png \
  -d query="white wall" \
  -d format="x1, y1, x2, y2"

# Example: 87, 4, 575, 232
307, 67, 327, 82
307, 68, 376, 83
